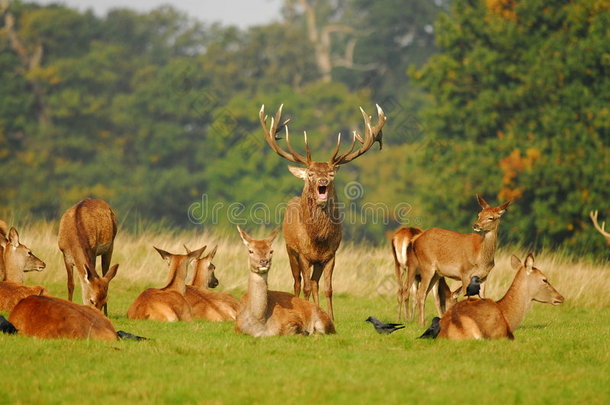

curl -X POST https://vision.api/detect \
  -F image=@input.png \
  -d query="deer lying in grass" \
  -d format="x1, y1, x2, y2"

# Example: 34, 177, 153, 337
184, 245, 240, 321
9, 292, 119, 340
589, 210, 610, 246
391, 227, 455, 321
235, 226, 335, 337
260, 103, 386, 321
58, 198, 119, 314
406, 195, 511, 326
428, 254, 564, 340
0, 226, 48, 313
127, 246, 206, 322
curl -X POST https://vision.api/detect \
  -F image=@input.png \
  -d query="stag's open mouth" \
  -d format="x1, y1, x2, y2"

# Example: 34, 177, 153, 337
317, 185, 328, 200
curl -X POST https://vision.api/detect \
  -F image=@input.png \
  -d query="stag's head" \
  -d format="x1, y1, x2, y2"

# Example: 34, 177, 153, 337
260, 104, 386, 208
473, 195, 512, 233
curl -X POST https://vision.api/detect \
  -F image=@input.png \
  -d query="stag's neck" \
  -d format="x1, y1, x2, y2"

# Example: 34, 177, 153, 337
477, 228, 499, 270
300, 187, 340, 242
497, 269, 531, 332
246, 271, 269, 322
162, 262, 187, 295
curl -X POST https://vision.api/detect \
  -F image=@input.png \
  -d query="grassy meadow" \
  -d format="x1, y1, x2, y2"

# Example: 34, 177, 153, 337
1, 221, 609, 404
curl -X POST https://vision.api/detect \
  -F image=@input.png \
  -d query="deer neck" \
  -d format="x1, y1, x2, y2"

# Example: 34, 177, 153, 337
3, 247, 24, 283
246, 271, 269, 322
476, 228, 498, 271
497, 269, 532, 332
162, 260, 188, 295
190, 262, 207, 289
300, 185, 340, 242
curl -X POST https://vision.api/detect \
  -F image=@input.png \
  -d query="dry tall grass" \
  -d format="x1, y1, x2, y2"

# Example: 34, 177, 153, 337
11, 221, 610, 309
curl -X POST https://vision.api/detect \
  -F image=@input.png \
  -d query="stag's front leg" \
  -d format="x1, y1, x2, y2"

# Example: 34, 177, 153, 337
322, 258, 335, 321
287, 248, 302, 297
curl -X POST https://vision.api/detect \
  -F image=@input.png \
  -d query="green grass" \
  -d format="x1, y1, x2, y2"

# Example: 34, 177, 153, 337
1, 289, 609, 404
1, 222, 609, 404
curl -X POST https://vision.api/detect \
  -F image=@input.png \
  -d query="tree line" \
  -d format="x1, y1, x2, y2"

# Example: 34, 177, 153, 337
0, 0, 607, 255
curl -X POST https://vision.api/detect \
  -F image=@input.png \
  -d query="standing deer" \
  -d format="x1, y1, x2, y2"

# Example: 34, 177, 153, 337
391, 226, 455, 321
589, 210, 610, 246
260, 104, 386, 320
235, 226, 335, 337
431, 253, 564, 339
58, 199, 119, 314
406, 195, 512, 326
0, 226, 48, 313
184, 245, 240, 321
127, 245, 206, 322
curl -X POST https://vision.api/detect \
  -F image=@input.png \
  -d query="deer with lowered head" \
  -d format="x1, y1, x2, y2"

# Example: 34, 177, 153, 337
406, 195, 512, 326
429, 253, 564, 339
235, 226, 335, 337
589, 210, 610, 246
391, 226, 456, 321
260, 104, 386, 320
127, 245, 206, 322
184, 245, 240, 321
58, 199, 119, 314
0, 226, 48, 313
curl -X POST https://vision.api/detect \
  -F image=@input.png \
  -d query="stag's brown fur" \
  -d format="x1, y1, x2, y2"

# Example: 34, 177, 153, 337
58, 199, 118, 313
127, 246, 205, 322
234, 226, 335, 337
0, 281, 47, 313
437, 254, 564, 339
9, 295, 118, 341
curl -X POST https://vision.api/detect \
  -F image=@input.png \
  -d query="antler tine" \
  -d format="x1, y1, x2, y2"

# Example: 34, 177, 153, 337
331, 105, 386, 165
590, 210, 610, 238
260, 104, 308, 165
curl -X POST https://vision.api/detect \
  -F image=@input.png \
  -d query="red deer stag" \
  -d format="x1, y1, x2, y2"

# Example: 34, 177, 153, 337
184, 245, 240, 321
406, 195, 512, 326
127, 245, 206, 322
0, 226, 48, 313
589, 210, 610, 246
235, 226, 335, 337
430, 253, 564, 339
58, 199, 119, 314
260, 104, 386, 320
391, 226, 455, 321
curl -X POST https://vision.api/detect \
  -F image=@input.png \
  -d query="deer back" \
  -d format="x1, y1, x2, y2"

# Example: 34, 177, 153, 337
9, 295, 117, 341
0, 281, 48, 313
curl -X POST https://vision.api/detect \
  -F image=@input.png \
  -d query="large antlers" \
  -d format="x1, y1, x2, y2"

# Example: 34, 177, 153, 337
330, 104, 386, 166
260, 104, 311, 165
260, 104, 386, 166
589, 210, 610, 244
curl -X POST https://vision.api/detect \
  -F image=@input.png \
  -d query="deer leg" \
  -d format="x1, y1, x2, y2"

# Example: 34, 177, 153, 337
405, 256, 418, 322
300, 256, 313, 300
101, 249, 113, 316
407, 276, 418, 321
416, 270, 437, 327
311, 263, 324, 306
63, 256, 75, 302
322, 258, 335, 321
287, 248, 302, 297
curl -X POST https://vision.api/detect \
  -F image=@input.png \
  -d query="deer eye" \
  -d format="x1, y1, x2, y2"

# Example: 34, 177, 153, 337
248, 250, 254, 254
542, 279, 549, 284
269, 250, 274, 254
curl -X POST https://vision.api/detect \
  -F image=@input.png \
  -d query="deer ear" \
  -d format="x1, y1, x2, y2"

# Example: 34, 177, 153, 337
497, 200, 512, 215
524, 253, 535, 273
83, 263, 98, 283
104, 264, 119, 282
154, 246, 172, 262
0, 232, 7, 248
288, 166, 307, 180
237, 226, 252, 246
188, 245, 207, 261
8, 227, 19, 247
206, 245, 218, 260
265, 227, 280, 243
510, 255, 522, 270
476, 194, 491, 209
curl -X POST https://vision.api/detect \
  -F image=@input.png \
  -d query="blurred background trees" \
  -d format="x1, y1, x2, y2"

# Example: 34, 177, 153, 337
0, 0, 607, 254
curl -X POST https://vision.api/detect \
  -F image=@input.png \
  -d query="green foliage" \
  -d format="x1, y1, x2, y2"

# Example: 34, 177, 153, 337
414, 0, 610, 253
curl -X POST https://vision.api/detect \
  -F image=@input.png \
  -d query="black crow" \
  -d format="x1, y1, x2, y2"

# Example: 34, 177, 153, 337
465, 275, 482, 298
365, 316, 405, 334
0, 315, 17, 334
116, 330, 148, 341
418, 317, 440, 339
